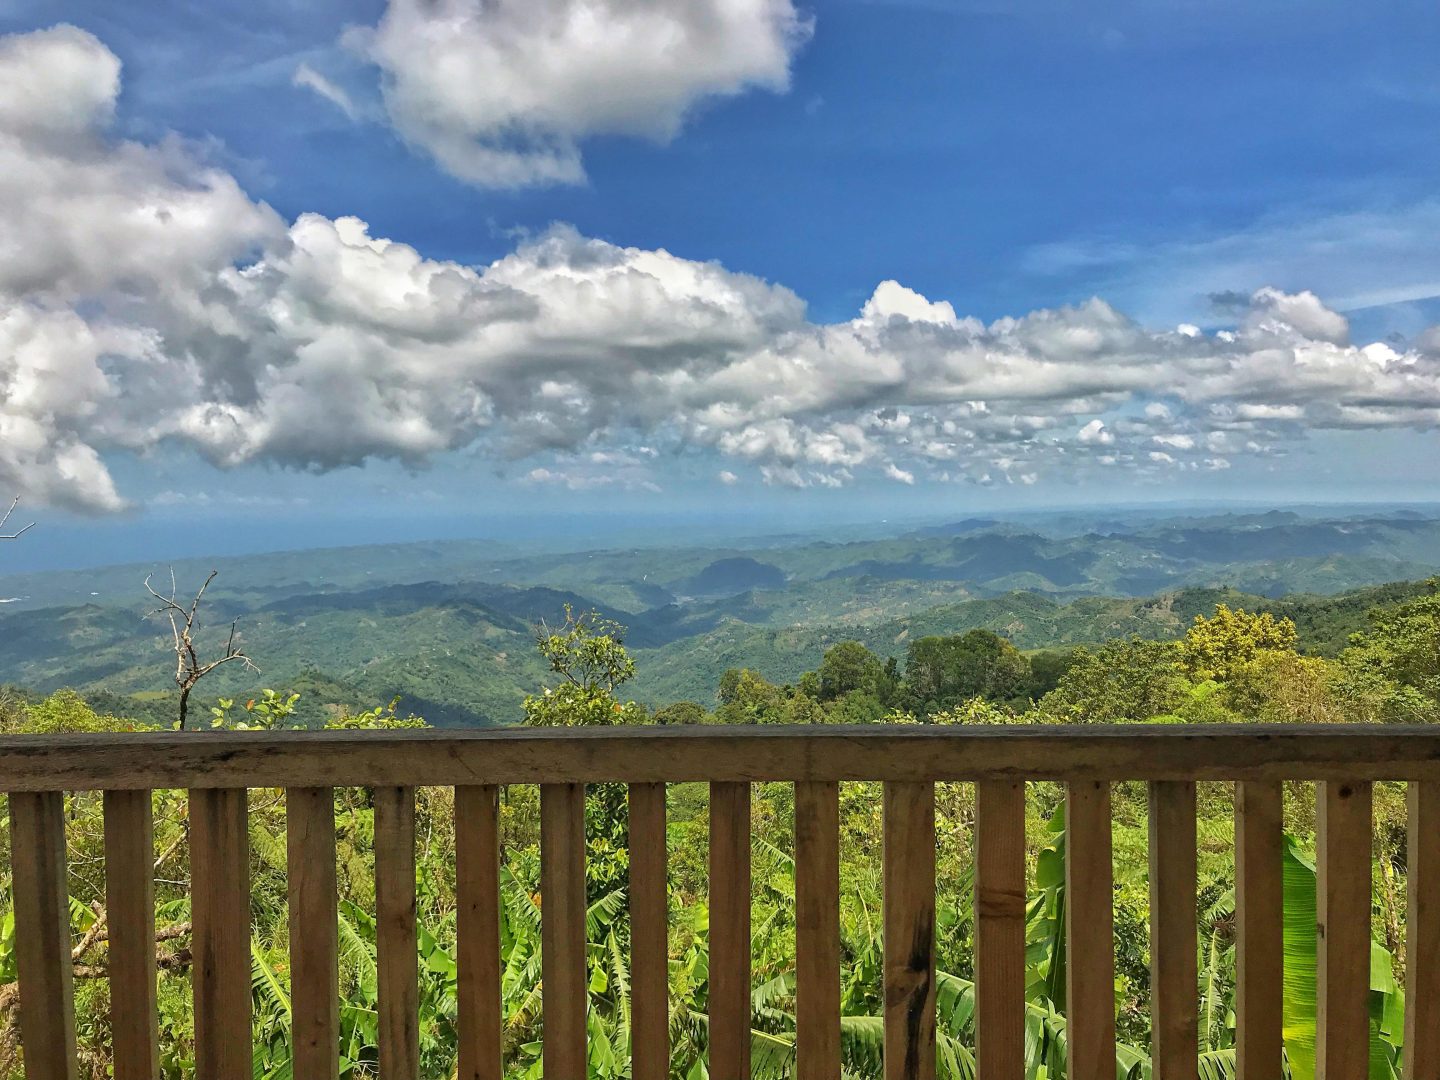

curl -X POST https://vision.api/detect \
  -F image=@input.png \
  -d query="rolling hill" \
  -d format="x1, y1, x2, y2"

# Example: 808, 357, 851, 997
1, 507, 1435, 725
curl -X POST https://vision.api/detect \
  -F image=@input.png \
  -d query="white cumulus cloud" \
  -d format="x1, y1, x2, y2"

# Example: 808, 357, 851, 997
2, 25, 1440, 511
347, 0, 811, 187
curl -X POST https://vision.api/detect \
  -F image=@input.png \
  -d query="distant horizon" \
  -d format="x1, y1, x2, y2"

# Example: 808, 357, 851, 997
4, 496, 1440, 579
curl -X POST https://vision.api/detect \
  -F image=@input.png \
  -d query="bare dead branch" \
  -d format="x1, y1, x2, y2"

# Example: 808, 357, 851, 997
144, 568, 259, 730
0, 496, 33, 540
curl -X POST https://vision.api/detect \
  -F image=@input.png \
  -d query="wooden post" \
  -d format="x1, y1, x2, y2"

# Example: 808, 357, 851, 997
190, 788, 251, 1080
375, 786, 419, 1080
629, 783, 670, 1080
286, 787, 339, 1079
884, 781, 935, 1080
104, 790, 159, 1080
1406, 781, 1440, 1080
975, 780, 1026, 1080
1149, 781, 1198, 1080
709, 781, 752, 1079
456, 785, 503, 1080
1235, 781, 1282, 1080
541, 783, 588, 1078
1065, 780, 1116, 1080
9, 790, 78, 1080
1317, 780, 1371, 1080
795, 780, 840, 1080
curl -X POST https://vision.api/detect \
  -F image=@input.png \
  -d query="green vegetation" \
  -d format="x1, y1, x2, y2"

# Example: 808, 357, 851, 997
1, 578, 1437, 1076
2, 511, 1438, 726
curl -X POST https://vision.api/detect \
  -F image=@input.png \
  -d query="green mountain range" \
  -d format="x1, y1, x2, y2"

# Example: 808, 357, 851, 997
1, 508, 1435, 726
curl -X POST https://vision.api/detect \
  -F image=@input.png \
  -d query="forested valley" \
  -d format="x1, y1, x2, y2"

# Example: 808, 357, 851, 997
1, 523, 1437, 1077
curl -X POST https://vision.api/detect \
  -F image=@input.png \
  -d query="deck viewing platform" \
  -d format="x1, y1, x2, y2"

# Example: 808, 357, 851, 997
3, 723, 1439, 1079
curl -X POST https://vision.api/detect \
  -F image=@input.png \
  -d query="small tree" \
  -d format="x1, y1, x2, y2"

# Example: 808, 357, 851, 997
900, 629, 1032, 713
1181, 604, 1297, 682
1337, 578, 1440, 721
522, 606, 644, 898
145, 569, 258, 730
523, 606, 642, 727
1040, 638, 1190, 723
814, 640, 885, 701
0, 496, 33, 541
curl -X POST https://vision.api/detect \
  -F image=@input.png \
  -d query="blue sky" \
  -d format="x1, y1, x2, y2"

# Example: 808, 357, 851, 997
1, 0, 1439, 568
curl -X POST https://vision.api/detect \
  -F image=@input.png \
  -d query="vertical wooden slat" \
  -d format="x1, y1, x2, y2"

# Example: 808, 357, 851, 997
629, 782, 670, 1080
884, 781, 935, 1080
795, 780, 840, 1080
190, 787, 251, 1080
1065, 780, 1116, 1080
975, 780, 1026, 1080
287, 787, 338, 1080
1406, 781, 1440, 1080
1235, 781, 1282, 1080
9, 790, 78, 1080
104, 789, 158, 1080
1148, 780, 1197, 1080
541, 783, 588, 1078
709, 780, 752, 1079
1317, 780, 1372, 1080
456, 785, 503, 1080
375, 786, 418, 1080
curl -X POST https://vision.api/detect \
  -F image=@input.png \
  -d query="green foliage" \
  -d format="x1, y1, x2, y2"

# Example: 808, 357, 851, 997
7, 552, 1440, 1075
715, 668, 827, 725
814, 641, 890, 702
1, 688, 150, 733
209, 688, 301, 730
1336, 577, 1440, 723
1039, 638, 1190, 723
1220, 652, 1344, 725
523, 682, 647, 728
327, 697, 428, 730
900, 630, 1032, 712
534, 606, 636, 694
650, 700, 707, 726
926, 697, 1021, 725
524, 607, 646, 728
1182, 604, 1298, 681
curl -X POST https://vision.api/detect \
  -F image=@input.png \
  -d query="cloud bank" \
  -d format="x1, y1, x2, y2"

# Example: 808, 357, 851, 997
349, 0, 811, 187
2, 25, 1439, 512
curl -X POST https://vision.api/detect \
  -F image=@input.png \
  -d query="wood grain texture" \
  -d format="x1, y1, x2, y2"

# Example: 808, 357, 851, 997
9, 790, 78, 1080
709, 781, 752, 1080
1406, 781, 1440, 1080
456, 785, 503, 1080
1148, 781, 1197, 1080
286, 787, 338, 1080
795, 780, 840, 1080
975, 780, 1026, 1080
189, 788, 251, 1080
6, 725, 1440, 790
540, 783, 588, 1079
884, 781, 935, 1080
104, 789, 158, 1080
1065, 780, 1115, 1080
1234, 781, 1282, 1080
375, 786, 419, 1080
628, 783, 669, 1080
1317, 780, 1372, 1080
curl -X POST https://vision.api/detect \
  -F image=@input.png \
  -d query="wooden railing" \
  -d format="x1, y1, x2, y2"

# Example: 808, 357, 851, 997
3, 724, 1440, 1079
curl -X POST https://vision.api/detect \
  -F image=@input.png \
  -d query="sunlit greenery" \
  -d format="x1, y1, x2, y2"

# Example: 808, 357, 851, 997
0, 580, 1436, 1076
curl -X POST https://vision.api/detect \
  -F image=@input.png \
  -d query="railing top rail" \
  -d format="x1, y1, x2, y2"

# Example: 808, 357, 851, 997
1, 724, 1439, 790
